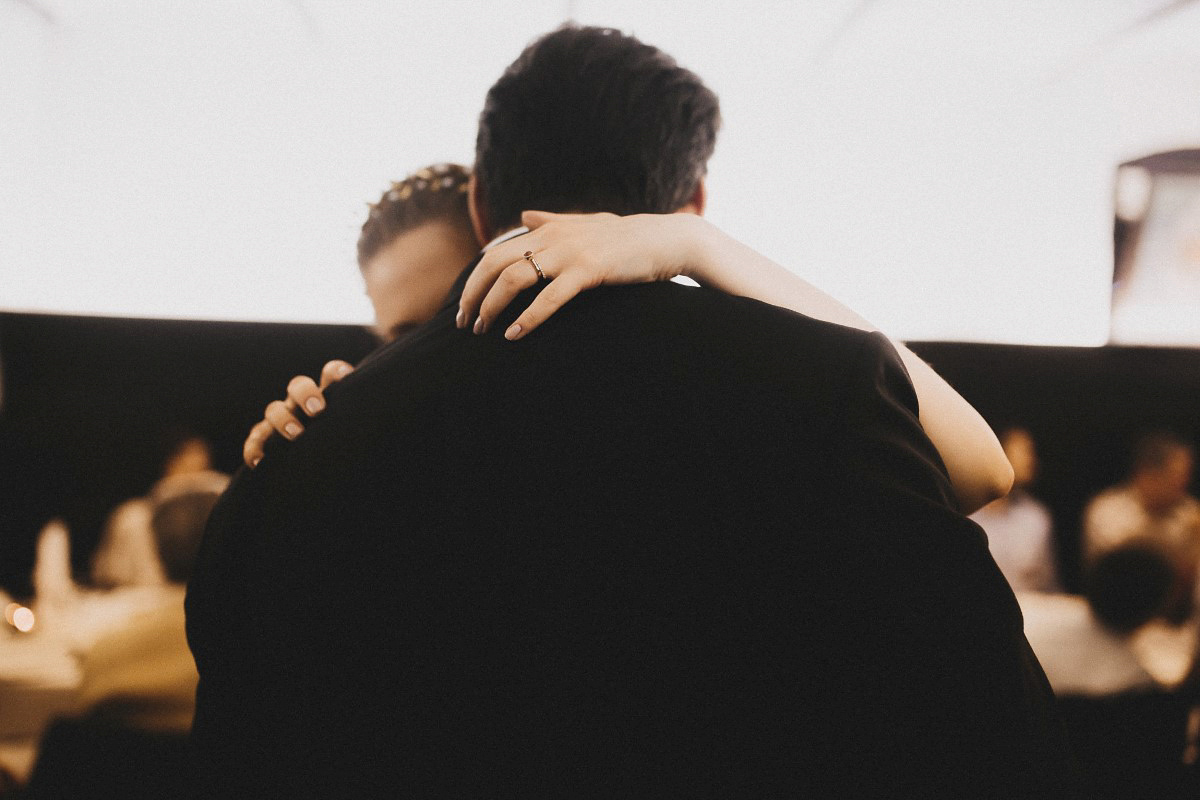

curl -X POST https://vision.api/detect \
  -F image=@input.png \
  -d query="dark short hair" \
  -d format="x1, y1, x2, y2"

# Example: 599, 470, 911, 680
1131, 431, 1191, 476
475, 25, 721, 233
150, 472, 229, 584
151, 493, 217, 583
357, 163, 472, 268
1085, 544, 1175, 634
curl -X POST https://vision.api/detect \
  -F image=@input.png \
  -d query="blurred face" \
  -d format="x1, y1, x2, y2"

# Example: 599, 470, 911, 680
1002, 428, 1037, 490
362, 221, 479, 342
1137, 449, 1194, 513
164, 438, 212, 476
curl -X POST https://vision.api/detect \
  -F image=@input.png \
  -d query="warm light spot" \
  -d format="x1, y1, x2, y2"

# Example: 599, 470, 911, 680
12, 606, 34, 633
3, 603, 19, 626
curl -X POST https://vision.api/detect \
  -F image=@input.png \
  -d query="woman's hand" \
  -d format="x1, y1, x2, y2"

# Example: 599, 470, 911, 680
243, 359, 354, 468
457, 210, 710, 340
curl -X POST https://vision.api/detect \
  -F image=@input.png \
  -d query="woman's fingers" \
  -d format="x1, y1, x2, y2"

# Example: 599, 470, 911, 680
459, 246, 508, 327
318, 360, 354, 389
264, 399, 304, 440
243, 419, 274, 468
475, 258, 544, 333
521, 210, 572, 229
459, 210, 625, 337
521, 209, 612, 230
503, 273, 586, 340
286, 375, 325, 417
245, 366, 345, 468
458, 235, 538, 329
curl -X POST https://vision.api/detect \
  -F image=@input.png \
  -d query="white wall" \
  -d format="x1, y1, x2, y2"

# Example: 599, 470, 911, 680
3, 0, 1200, 344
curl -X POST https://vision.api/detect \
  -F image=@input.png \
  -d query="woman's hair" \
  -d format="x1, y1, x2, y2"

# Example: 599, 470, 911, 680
357, 163, 472, 268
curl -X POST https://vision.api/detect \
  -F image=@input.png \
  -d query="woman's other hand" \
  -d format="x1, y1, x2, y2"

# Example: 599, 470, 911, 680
242, 359, 354, 468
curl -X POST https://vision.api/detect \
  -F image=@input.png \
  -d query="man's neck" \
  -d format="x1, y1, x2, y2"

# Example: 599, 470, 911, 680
481, 226, 529, 252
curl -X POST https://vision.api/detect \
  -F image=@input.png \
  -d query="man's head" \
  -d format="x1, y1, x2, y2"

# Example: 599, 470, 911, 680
358, 164, 479, 341
999, 427, 1038, 491
1130, 432, 1194, 514
161, 432, 213, 478
149, 471, 229, 585
470, 25, 721, 243
1085, 542, 1177, 634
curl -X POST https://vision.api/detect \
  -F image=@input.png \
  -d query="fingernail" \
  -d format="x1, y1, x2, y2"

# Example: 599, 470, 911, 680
284, 423, 302, 439
456, 308, 464, 328
505, 323, 522, 341
250, 457, 261, 468
337, 364, 352, 376
305, 397, 323, 415
473, 316, 484, 334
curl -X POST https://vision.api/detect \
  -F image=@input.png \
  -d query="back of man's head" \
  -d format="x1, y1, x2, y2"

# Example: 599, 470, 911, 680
1084, 543, 1175, 635
1131, 432, 1190, 478
150, 470, 229, 584
475, 25, 721, 234
1130, 431, 1194, 512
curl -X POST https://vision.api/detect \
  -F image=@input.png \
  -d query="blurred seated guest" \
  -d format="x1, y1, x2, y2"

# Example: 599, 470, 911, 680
6, 473, 223, 799
1020, 543, 1194, 694
970, 426, 1059, 592
90, 433, 215, 588
1084, 432, 1200, 616
1085, 432, 1199, 559
76, 468, 228, 732
32, 518, 76, 617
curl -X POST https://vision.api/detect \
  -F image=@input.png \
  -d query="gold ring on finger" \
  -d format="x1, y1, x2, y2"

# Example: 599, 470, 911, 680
523, 250, 547, 281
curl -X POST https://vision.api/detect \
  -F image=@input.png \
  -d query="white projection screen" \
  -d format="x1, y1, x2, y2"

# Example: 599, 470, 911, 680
4, 1, 1200, 346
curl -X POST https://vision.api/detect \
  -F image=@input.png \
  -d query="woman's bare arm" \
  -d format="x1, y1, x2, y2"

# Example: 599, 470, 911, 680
460, 211, 1012, 512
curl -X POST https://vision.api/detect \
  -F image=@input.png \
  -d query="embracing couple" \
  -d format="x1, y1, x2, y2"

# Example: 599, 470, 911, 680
186, 25, 1076, 798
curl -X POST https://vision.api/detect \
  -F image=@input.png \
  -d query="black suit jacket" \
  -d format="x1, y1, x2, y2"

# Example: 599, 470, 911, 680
187, 259, 1075, 797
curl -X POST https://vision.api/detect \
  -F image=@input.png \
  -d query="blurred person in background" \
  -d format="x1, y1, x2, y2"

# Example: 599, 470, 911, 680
1021, 543, 1181, 695
90, 432, 216, 589
1084, 432, 1200, 618
970, 426, 1059, 592
17, 469, 227, 799
1021, 544, 1197, 799
77, 467, 228, 730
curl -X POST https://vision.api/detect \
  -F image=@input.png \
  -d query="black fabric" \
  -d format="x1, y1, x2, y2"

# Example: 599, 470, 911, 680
1057, 691, 1195, 799
25, 717, 196, 800
187, 260, 1076, 797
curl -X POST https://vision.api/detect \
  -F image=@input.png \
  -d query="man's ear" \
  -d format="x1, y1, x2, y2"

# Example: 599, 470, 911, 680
467, 174, 492, 246
678, 177, 707, 216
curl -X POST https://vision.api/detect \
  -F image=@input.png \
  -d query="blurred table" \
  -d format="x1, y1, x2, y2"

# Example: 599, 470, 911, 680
0, 587, 170, 781
0, 627, 80, 781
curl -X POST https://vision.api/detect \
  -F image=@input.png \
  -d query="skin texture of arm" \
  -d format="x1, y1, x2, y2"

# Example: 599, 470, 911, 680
461, 211, 1013, 513
673, 215, 1013, 514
